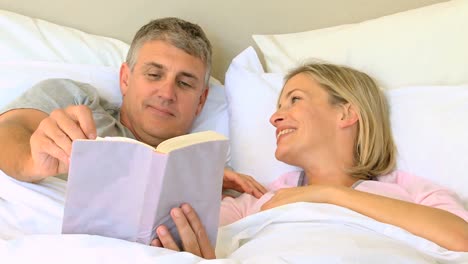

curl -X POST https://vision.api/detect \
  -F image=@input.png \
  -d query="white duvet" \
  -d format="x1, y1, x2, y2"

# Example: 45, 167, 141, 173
0, 171, 466, 263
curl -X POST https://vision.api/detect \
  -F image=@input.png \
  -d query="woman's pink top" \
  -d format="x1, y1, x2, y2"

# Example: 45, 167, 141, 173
220, 170, 468, 226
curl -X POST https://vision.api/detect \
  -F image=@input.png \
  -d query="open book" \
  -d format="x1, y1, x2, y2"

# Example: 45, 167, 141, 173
62, 130, 229, 246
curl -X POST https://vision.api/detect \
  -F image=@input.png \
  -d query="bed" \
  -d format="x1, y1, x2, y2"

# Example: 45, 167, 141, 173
0, 0, 467, 263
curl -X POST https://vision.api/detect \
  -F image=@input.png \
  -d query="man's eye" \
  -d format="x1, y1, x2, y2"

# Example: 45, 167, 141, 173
178, 80, 192, 88
147, 73, 161, 79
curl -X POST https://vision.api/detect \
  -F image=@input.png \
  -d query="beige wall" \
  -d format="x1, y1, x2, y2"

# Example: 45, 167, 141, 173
0, 0, 447, 80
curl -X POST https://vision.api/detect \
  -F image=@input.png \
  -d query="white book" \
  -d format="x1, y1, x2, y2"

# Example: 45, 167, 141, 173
62, 130, 229, 246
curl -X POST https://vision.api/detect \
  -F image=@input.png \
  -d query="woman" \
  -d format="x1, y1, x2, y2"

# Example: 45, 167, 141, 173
153, 63, 468, 257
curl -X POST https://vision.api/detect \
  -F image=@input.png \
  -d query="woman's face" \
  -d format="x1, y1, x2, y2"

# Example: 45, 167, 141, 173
270, 73, 342, 166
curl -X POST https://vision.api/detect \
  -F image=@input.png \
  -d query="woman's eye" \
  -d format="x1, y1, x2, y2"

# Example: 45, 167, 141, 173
291, 96, 301, 103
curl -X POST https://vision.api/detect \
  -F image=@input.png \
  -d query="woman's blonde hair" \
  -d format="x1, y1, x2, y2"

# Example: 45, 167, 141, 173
285, 63, 397, 179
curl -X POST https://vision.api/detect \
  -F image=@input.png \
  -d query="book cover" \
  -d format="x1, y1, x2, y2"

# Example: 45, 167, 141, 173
62, 131, 229, 246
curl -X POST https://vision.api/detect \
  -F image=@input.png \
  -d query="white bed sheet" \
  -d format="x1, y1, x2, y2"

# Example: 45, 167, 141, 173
1, 170, 467, 263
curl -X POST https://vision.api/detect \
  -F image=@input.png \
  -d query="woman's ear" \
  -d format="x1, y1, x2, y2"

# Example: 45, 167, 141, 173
339, 103, 359, 128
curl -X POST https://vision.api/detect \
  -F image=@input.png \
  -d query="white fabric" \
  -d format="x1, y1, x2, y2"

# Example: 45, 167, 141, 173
0, 171, 65, 239
388, 85, 468, 203
0, 172, 466, 263
225, 47, 468, 205
0, 236, 206, 264
0, 61, 122, 107
0, 60, 230, 139
253, 0, 468, 89
217, 203, 468, 263
0, 9, 128, 67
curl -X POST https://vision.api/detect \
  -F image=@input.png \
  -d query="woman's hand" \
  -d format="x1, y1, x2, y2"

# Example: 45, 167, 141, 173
223, 168, 267, 198
151, 203, 216, 259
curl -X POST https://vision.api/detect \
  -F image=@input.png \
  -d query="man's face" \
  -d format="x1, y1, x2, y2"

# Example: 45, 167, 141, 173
119, 40, 208, 146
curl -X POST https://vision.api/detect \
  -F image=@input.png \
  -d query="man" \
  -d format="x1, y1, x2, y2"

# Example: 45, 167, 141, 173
0, 18, 265, 195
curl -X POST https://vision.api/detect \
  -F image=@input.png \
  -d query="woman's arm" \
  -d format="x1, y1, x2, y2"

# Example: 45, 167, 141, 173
261, 185, 468, 252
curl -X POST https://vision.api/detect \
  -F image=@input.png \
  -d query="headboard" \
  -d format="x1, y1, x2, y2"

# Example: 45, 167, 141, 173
0, 0, 446, 81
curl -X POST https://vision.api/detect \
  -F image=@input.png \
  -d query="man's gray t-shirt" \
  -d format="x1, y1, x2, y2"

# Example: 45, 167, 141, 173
1, 78, 135, 179
1, 78, 135, 139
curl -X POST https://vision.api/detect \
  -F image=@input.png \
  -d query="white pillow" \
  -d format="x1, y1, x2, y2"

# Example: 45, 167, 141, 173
0, 61, 229, 140
253, 0, 468, 89
0, 9, 128, 67
226, 47, 468, 204
388, 85, 468, 203
225, 47, 299, 186
0, 61, 122, 107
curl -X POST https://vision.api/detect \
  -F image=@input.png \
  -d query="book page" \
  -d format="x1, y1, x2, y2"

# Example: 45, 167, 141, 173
156, 130, 227, 154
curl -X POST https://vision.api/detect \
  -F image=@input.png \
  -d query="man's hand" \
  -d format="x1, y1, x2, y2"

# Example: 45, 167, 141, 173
223, 168, 267, 199
151, 204, 216, 259
29, 105, 96, 180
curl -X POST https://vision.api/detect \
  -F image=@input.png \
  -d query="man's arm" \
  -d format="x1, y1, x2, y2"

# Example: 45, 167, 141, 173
0, 105, 97, 182
0, 109, 47, 181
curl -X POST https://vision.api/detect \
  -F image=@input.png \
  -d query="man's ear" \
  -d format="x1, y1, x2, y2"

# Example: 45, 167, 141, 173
338, 103, 359, 128
195, 85, 210, 116
119, 63, 131, 96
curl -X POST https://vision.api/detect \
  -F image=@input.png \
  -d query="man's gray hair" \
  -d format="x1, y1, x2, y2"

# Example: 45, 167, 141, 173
126, 17, 212, 85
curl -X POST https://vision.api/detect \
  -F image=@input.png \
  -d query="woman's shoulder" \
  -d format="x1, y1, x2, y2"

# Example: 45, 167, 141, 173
356, 171, 413, 202
374, 171, 468, 221
372, 170, 459, 201
376, 170, 440, 186
375, 170, 409, 183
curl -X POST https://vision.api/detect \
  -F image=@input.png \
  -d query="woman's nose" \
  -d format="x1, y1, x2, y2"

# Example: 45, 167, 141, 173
270, 110, 284, 127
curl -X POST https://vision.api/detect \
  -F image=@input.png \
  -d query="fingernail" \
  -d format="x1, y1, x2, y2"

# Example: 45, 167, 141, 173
88, 133, 96, 139
157, 227, 167, 236
182, 204, 191, 214
173, 208, 182, 218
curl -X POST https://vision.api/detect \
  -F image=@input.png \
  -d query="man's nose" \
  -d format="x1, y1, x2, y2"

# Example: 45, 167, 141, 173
157, 79, 177, 102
